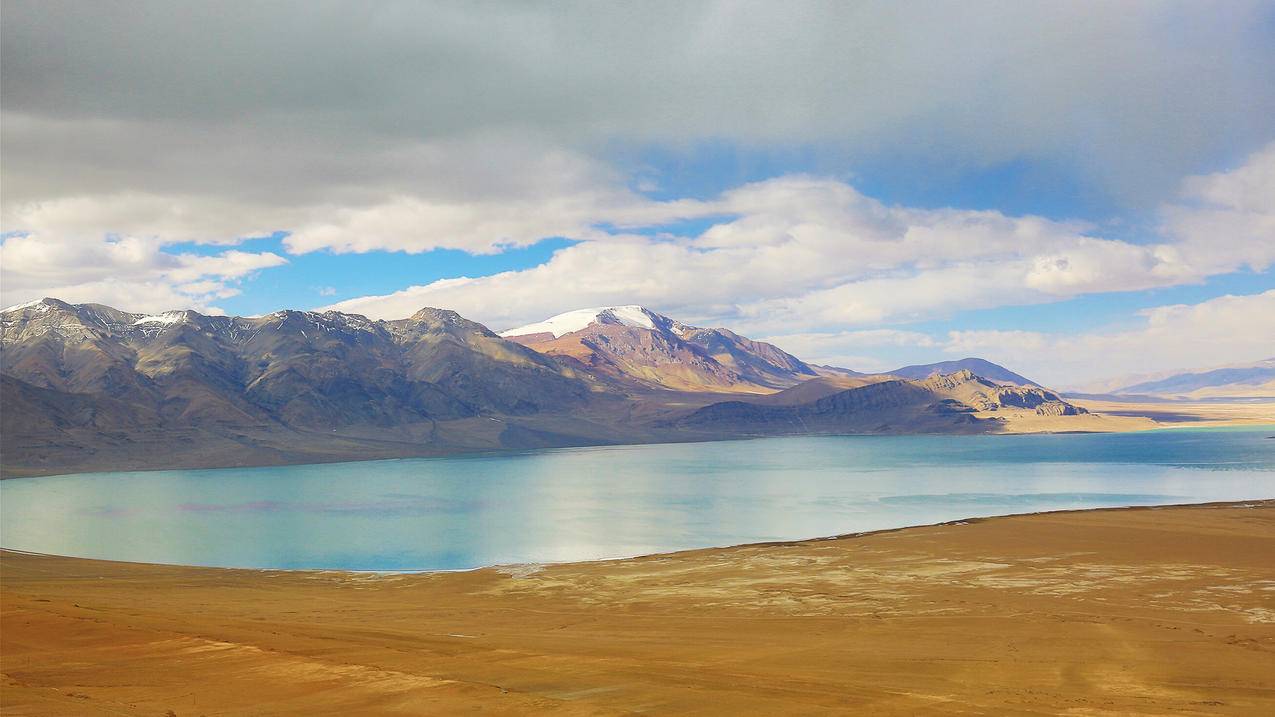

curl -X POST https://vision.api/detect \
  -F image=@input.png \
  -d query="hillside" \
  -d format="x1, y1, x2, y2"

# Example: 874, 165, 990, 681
675, 369, 1086, 435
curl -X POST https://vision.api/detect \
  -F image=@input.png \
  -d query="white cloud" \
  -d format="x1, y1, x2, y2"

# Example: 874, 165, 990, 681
0, 133, 679, 254
283, 192, 698, 256
1162, 141, 1275, 276
942, 330, 1052, 356
0, 192, 289, 246
0, 234, 286, 313
1178, 142, 1275, 213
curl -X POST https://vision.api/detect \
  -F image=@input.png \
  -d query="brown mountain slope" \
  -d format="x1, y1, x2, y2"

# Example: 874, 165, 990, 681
514, 321, 752, 392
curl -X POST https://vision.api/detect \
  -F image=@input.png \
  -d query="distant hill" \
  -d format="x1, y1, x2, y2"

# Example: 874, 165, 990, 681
675, 369, 1084, 436
501, 305, 818, 392
736, 375, 885, 407
885, 358, 1041, 387
809, 363, 868, 379
1115, 359, 1275, 399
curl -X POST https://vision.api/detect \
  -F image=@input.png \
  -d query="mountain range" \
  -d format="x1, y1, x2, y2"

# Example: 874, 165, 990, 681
2, 299, 1102, 476
1112, 359, 1275, 400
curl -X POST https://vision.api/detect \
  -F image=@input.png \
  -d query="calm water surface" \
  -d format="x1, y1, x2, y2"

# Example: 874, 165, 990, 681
2, 428, 1273, 571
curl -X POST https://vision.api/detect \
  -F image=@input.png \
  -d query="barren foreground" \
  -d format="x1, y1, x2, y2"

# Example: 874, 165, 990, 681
3, 502, 1274, 715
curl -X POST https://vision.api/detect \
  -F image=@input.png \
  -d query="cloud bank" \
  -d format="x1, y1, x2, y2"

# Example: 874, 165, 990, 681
2, 2, 1271, 381
4, 0, 1273, 247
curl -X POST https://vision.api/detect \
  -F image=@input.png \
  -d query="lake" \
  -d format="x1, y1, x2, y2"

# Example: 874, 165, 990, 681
2, 428, 1273, 571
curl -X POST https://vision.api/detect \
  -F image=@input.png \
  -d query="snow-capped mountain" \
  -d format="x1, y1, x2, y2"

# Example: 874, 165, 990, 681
501, 305, 818, 392
500, 305, 666, 340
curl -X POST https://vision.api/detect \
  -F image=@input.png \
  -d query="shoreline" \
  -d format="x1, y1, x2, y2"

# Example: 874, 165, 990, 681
5, 419, 1272, 480
4, 500, 1274, 714
3, 496, 1273, 575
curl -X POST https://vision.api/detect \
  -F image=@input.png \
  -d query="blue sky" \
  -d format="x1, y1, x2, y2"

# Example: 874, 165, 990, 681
2, 1, 1272, 386
169, 233, 579, 317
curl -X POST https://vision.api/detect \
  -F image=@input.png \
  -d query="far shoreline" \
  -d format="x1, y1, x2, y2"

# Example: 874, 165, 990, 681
4, 417, 1273, 481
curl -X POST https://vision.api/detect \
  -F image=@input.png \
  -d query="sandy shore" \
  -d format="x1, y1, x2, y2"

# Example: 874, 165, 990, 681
3, 502, 1274, 715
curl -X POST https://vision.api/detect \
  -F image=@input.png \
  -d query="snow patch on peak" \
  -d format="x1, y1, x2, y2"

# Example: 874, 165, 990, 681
133, 312, 186, 326
600, 305, 659, 331
500, 305, 661, 339
321, 311, 378, 332
2, 298, 54, 314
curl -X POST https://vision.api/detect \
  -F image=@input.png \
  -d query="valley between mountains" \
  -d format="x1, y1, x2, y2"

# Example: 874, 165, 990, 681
0, 300, 1215, 477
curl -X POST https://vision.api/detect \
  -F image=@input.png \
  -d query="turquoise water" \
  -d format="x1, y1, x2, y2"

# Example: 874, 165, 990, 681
2, 428, 1273, 571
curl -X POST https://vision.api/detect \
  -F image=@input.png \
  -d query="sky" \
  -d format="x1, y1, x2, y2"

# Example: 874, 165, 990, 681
2, 0, 1273, 389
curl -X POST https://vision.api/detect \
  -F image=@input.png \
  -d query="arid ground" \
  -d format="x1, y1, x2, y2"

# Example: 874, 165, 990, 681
3, 502, 1274, 715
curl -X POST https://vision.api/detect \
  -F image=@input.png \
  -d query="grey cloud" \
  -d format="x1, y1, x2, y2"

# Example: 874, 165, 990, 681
3, 0, 1274, 212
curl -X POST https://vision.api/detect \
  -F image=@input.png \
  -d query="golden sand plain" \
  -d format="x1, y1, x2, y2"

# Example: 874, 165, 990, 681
1070, 399, 1275, 430
3, 502, 1274, 715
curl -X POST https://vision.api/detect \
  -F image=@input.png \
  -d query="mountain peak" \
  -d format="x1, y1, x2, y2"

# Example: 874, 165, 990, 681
1, 297, 74, 314
409, 306, 466, 323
